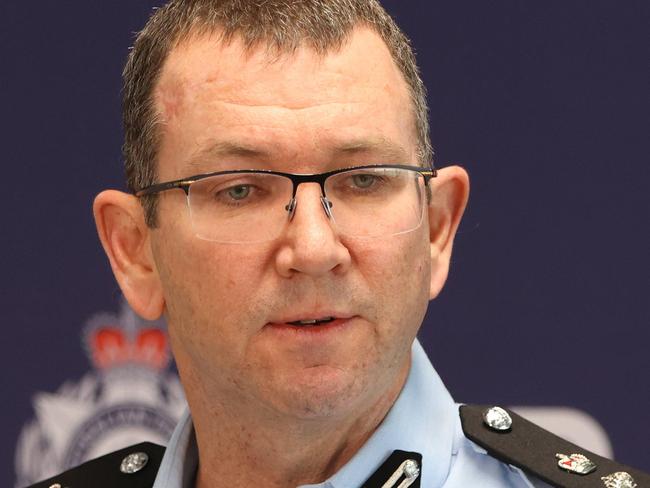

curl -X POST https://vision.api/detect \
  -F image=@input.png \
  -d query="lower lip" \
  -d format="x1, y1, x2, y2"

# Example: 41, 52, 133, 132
267, 318, 353, 335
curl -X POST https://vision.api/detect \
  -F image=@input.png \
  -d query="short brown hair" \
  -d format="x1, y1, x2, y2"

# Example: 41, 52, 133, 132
123, 0, 432, 226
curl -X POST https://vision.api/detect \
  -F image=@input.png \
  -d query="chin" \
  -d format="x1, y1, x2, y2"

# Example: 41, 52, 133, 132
269, 364, 368, 419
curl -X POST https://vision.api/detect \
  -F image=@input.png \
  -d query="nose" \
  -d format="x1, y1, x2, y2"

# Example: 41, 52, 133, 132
285, 194, 333, 221
274, 184, 351, 278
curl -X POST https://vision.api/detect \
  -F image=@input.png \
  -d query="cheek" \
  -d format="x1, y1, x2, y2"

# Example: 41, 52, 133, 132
351, 230, 431, 322
151, 221, 273, 353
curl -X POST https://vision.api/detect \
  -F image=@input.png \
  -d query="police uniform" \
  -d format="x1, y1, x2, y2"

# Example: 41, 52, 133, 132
27, 341, 649, 488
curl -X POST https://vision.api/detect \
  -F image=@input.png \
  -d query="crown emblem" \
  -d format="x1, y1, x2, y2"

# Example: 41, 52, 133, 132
556, 453, 597, 475
83, 299, 170, 371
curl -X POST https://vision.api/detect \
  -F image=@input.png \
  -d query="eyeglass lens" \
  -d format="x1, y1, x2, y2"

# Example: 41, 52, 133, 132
187, 167, 426, 243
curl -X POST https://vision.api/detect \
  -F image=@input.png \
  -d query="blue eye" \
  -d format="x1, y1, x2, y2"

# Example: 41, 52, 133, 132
227, 185, 251, 200
351, 174, 377, 188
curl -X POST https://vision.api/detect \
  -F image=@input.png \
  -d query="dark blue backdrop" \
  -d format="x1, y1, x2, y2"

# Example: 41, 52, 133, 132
1, 1, 648, 484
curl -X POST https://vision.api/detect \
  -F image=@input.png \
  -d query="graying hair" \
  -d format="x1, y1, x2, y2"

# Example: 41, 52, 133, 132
122, 0, 432, 226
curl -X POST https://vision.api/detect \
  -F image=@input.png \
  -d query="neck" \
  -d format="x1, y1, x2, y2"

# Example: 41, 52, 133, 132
184, 361, 410, 488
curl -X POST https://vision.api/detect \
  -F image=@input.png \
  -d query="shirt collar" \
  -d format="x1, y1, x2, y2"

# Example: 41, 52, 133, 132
151, 406, 197, 488
153, 339, 458, 488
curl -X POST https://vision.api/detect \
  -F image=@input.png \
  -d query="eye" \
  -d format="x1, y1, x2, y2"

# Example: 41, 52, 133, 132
351, 174, 377, 188
226, 185, 251, 200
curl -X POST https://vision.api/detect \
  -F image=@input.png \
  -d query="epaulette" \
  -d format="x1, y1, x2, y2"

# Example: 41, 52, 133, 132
22, 443, 421, 488
460, 404, 650, 487
24, 442, 165, 488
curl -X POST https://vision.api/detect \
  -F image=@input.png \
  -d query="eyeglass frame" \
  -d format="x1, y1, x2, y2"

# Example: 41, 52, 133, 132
136, 162, 436, 197
135, 163, 436, 233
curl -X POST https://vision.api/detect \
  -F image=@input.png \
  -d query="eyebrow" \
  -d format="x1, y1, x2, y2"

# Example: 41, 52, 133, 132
333, 137, 411, 162
185, 137, 412, 173
186, 141, 271, 171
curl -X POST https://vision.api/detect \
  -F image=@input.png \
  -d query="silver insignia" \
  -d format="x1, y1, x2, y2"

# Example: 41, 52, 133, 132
482, 406, 513, 431
120, 452, 149, 474
601, 471, 638, 488
403, 459, 420, 480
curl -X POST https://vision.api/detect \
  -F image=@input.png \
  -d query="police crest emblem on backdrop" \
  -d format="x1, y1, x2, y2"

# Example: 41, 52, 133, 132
14, 299, 186, 488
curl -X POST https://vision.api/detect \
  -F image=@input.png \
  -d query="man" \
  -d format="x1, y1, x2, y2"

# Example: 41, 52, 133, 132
28, 1, 649, 487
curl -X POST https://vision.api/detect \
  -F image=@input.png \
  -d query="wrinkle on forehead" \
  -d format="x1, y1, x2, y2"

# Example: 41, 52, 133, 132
197, 99, 366, 112
156, 69, 365, 125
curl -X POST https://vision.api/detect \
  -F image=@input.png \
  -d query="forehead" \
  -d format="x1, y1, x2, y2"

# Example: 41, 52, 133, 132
154, 27, 416, 175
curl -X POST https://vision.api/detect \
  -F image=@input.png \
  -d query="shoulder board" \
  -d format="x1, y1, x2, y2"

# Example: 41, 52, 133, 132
460, 405, 650, 487
24, 442, 165, 488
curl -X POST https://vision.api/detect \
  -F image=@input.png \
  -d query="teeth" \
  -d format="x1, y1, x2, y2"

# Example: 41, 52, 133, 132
288, 317, 335, 326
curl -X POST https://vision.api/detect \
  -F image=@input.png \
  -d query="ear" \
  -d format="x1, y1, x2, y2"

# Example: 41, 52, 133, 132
93, 190, 165, 320
427, 165, 470, 299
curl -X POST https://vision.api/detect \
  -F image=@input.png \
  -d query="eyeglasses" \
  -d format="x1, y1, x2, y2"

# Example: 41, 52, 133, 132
136, 164, 436, 243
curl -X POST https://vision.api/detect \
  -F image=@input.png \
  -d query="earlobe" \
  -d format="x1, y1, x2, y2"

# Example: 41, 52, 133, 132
93, 190, 165, 320
427, 166, 470, 299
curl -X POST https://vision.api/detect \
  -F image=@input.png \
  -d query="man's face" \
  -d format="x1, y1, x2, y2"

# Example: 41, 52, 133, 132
150, 27, 433, 419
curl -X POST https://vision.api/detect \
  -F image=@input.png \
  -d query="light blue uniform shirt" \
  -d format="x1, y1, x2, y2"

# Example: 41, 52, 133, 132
152, 340, 550, 487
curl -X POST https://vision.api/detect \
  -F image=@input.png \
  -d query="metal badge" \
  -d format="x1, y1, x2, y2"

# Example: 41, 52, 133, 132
381, 458, 420, 488
601, 471, 638, 488
555, 453, 597, 475
120, 451, 149, 474
482, 406, 512, 431
403, 459, 420, 480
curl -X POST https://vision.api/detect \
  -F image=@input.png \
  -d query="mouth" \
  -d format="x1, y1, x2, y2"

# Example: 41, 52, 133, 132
286, 317, 336, 327
266, 314, 354, 334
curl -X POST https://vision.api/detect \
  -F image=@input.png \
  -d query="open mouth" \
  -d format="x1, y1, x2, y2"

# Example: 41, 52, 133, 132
286, 317, 336, 327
